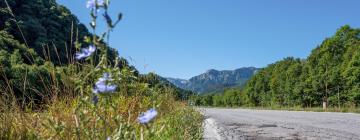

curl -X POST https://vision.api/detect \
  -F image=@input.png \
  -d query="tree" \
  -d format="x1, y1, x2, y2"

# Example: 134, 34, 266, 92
243, 25, 360, 108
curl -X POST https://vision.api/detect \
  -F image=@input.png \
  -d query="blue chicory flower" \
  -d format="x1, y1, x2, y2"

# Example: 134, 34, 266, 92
138, 108, 158, 124
93, 73, 117, 94
75, 45, 96, 60
86, 0, 104, 10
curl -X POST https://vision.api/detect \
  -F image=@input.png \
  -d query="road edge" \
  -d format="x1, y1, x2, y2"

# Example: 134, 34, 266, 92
203, 118, 222, 140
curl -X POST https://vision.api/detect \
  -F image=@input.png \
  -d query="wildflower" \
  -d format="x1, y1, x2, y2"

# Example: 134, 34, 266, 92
75, 45, 96, 60
93, 73, 117, 94
86, 0, 104, 10
138, 108, 158, 124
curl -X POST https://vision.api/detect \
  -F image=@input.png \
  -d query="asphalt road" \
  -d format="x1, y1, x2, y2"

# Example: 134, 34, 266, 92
201, 108, 360, 140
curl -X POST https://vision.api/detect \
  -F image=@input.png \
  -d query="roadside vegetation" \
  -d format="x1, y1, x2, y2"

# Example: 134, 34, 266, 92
191, 26, 360, 112
0, 0, 202, 139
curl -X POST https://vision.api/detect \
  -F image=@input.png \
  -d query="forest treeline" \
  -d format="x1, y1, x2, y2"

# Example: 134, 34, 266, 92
192, 26, 360, 108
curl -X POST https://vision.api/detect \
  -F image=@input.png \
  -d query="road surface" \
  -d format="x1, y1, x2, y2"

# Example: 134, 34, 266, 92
201, 108, 360, 140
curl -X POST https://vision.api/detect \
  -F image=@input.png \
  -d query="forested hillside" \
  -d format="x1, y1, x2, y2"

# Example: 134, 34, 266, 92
192, 26, 360, 108
1, 0, 90, 64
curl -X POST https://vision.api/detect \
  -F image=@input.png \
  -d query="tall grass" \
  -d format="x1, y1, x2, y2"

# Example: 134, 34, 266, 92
0, 94, 203, 139
0, 44, 204, 140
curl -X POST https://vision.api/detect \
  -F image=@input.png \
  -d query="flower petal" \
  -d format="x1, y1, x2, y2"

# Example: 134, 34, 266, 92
138, 108, 158, 124
75, 45, 96, 60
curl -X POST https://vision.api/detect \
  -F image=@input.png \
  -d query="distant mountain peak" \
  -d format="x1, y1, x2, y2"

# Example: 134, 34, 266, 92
206, 69, 219, 73
167, 67, 260, 94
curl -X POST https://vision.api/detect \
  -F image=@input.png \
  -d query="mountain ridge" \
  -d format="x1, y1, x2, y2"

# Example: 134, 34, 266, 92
166, 67, 259, 94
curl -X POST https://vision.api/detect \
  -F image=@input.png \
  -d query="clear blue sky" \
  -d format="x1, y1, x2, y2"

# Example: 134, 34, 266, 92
57, 0, 360, 79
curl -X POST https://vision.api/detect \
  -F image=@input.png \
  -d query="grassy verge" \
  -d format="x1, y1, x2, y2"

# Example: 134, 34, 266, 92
0, 95, 203, 140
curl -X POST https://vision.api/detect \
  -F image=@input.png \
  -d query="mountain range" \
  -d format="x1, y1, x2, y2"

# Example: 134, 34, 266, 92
166, 67, 259, 94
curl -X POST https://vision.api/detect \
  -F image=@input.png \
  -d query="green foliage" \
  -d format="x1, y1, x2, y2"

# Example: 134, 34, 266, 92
244, 25, 360, 108
0, 0, 91, 64
158, 107, 203, 139
190, 88, 247, 107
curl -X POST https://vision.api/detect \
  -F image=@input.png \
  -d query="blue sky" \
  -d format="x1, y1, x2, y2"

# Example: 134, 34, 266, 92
57, 0, 360, 79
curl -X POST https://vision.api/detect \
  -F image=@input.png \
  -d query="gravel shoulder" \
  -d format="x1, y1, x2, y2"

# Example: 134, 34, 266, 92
201, 108, 360, 140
